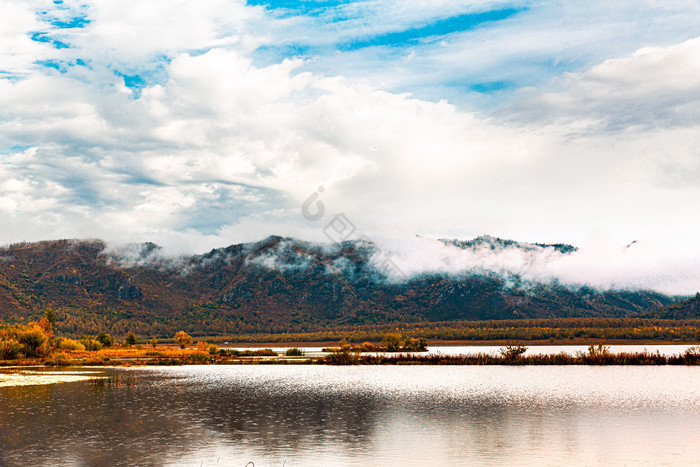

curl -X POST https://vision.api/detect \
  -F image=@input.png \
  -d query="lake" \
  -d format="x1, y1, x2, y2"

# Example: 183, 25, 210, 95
2, 363, 700, 466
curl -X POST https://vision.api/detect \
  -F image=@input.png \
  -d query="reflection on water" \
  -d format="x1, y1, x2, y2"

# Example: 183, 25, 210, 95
2, 365, 700, 466
0, 368, 105, 387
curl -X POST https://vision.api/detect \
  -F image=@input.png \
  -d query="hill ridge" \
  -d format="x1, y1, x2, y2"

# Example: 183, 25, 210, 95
0, 236, 683, 337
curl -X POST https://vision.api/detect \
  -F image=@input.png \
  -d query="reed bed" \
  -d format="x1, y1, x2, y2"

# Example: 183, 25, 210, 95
324, 346, 700, 365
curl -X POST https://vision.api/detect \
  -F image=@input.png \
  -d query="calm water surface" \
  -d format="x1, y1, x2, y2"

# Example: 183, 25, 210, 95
2, 365, 700, 466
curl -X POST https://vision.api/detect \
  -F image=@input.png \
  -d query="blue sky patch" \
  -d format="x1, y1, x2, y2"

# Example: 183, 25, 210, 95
114, 71, 147, 98
247, 0, 352, 18
468, 81, 513, 94
341, 8, 525, 50
35, 60, 66, 72
0, 145, 33, 155
29, 32, 71, 49
49, 15, 91, 29
120, 73, 146, 89
113, 60, 169, 98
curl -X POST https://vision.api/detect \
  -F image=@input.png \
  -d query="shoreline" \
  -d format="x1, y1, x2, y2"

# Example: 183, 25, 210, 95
2, 341, 699, 370
217, 338, 700, 348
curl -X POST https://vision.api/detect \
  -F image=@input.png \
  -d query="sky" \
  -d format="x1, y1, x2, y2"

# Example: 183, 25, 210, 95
1, 0, 700, 293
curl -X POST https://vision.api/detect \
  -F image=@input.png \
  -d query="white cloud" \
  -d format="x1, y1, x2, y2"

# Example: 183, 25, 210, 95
505, 36, 700, 130
372, 233, 700, 295
57, 0, 263, 62
0, 1, 54, 76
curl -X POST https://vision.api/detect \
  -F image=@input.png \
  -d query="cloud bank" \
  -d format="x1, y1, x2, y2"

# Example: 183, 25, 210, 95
369, 235, 698, 296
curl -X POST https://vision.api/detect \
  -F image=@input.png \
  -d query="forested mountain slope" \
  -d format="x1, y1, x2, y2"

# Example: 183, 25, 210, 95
0, 236, 681, 337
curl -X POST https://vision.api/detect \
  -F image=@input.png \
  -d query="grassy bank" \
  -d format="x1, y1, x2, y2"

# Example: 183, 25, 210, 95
1, 346, 294, 367
3, 313, 700, 367
4, 343, 700, 367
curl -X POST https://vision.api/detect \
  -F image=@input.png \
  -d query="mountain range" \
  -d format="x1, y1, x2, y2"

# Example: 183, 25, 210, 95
0, 235, 692, 338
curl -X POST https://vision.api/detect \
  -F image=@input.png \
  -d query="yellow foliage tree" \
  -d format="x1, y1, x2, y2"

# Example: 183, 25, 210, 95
38, 309, 56, 340
174, 331, 193, 349
17, 322, 50, 357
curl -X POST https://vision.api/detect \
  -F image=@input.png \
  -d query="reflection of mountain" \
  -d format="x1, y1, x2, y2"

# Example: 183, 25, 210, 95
0, 368, 387, 465
0, 236, 681, 337
2, 366, 695, 465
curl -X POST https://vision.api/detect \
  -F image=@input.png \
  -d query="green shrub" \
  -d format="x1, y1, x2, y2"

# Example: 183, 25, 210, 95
324, 351, 360, 365
47, 352, 70, 366
58, 338, 86, 351
80, 337, 103, 351
0, 338, 22, 359
124, 332, 137, 346
185, 352, 210, 364
285, 347, 305, 356
217, 348, 277, 357
382, 333, 402, 352
402, 337, 428, 351
96, 332, 114, 347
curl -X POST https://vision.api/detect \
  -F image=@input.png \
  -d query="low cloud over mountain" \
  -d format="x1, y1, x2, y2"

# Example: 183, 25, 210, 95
0, 235, 685, 337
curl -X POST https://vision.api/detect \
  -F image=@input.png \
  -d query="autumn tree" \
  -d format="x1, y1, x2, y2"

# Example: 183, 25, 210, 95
39, 309, 56, 339
337, 338, 351, 352
174, 331, 193, 349
382, 333, 402, 352
0, 337, 22, 359
96, 331, 114, 347
45, 308, 56, 328
79, 335, 103, 351
402, 337, 428, 351
125, 332, 137, 346
17, 322, 50, 357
